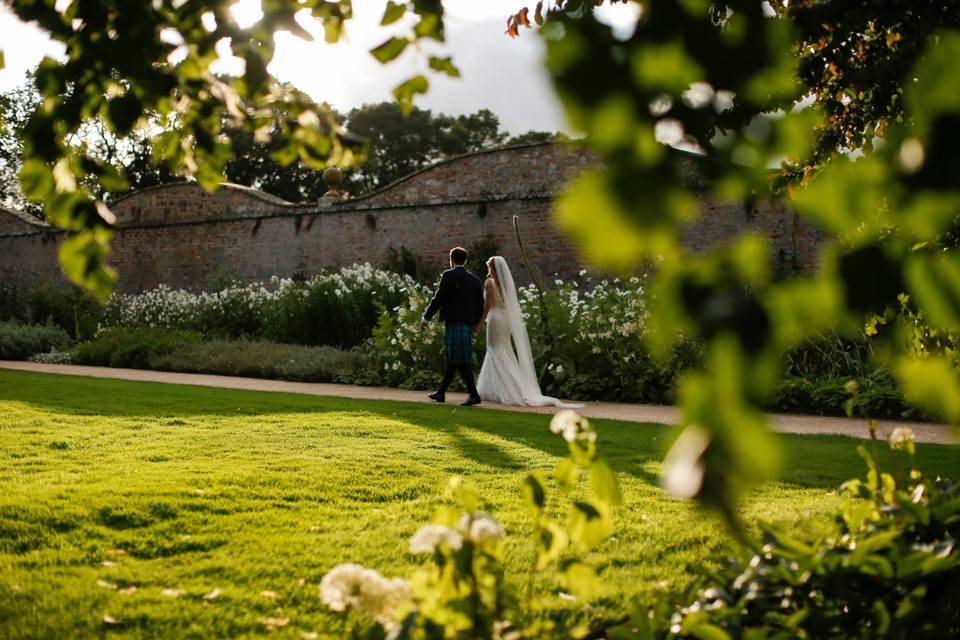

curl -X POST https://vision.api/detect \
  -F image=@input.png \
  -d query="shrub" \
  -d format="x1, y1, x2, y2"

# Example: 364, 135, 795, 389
0, 284, 102, 340
152, 340, 366, 382
72, 328, 202, 369
0, 321, 71, 360
27, 283, 103, 340
612, 440, 959, 639
100, 264, 417, 348
28, 349, 73, 364
808, 380, 850, 415
370, 271, 696, 403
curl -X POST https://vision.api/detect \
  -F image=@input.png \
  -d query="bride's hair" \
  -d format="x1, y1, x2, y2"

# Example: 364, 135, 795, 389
486, 257, 505, 296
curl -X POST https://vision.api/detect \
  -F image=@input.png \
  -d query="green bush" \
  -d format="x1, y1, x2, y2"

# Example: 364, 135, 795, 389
27, 284, 103, 340
72, 328, 202, 369
0, 321, 71, 360
152, 340, 367, 382
0, 284, 102, 340
99, 265, 416, 348
612, 443, 960, 639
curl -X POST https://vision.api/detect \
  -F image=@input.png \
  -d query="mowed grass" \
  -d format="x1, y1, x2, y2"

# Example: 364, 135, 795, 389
0, 370, 958, 639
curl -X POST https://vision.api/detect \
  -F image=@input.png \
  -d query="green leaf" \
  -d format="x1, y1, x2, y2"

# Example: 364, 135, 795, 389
58, 230, 116, 301
370, 37, 409, 64
392, 75, 428, 117
684, 622, 731, 640
428, 56, 460, 78
413, 12, 442, 42
567, 500, 612, 551
895, 357, 960, 424
905, 253, 960, 331
589, 459, 623, 506
554, 458, 577, 492
555, 172, 644, 271
381, 1, 407, 26
19, 159, 54, 201
564, 562, 602, 598
522, 472, 547, 513
536, 520, 567, 569
791, 155, 890, 240
105, 93, 144, 136
630, 41, 703, 94
445, 476, 479, 512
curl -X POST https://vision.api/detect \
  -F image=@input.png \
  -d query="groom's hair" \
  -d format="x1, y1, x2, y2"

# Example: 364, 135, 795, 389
449, 247, 468, 265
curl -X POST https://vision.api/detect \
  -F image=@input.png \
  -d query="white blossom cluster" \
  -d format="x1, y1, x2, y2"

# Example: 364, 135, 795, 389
408, 513, 505, 555
549, 410, 596, 443
456, 512, 505, 544
319, 563, 410, 631
374, 269, 652, 385
888, 426, 916, 452
409, 524, 463, 554
99, 263, 418, 333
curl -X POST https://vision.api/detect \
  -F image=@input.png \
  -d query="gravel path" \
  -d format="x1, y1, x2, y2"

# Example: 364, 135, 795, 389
1, 361, 956, 444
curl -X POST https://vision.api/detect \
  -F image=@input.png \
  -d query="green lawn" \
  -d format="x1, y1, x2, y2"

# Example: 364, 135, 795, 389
0, 369, 957, 639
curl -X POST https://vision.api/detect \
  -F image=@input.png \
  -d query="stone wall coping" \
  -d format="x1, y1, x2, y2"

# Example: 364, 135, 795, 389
333, 141, 572, 207
0, 143, 726, 240
0, 206, 53, 237
107, 181, 297, 208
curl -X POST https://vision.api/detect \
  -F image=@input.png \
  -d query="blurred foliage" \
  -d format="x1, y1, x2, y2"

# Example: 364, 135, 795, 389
609, 443, 960, 639
524, 1, 960, 524
5, 0, 960, 526
320, 411, 624, 638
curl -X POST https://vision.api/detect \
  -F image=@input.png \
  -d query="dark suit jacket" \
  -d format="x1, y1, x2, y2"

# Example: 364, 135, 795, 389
422, 266, 484, 326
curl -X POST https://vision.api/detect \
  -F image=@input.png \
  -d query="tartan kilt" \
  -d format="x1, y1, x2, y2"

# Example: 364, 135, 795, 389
444, 323, 474, 365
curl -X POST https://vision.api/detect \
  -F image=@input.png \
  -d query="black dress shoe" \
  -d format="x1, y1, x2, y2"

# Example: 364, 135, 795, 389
428, 392, 445, 403
460, 396, 481, 407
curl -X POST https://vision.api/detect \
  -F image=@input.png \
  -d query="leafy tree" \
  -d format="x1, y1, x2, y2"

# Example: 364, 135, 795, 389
506, 130, 569, 146
343, 102, 507, 192
0, 73, 41, 214
769, 0, 960, 182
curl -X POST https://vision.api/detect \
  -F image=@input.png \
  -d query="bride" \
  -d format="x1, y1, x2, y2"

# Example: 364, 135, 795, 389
474, 256, 582, 408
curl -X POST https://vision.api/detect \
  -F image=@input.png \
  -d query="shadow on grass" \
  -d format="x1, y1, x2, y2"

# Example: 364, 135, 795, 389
2, 369, 958, 491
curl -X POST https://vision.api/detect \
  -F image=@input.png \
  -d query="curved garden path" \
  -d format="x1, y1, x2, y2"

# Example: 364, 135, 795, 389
0, 360, 956, 445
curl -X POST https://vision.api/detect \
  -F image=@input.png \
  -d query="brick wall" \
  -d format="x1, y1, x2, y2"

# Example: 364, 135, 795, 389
0, 143, 824, 293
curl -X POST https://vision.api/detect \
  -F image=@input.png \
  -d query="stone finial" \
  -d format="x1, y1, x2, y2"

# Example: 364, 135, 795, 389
320, 166, 348, 203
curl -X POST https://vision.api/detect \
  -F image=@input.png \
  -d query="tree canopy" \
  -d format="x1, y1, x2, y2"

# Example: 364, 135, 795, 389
1, 75, 556, 205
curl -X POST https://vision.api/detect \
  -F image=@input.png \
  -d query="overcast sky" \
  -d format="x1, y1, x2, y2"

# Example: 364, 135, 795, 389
0, 1, 640, 135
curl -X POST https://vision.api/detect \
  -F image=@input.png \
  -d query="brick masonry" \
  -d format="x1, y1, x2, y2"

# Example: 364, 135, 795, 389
0, 143, 824, 292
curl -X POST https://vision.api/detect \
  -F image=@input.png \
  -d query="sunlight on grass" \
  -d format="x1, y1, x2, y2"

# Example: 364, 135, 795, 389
1, 369, 957, 638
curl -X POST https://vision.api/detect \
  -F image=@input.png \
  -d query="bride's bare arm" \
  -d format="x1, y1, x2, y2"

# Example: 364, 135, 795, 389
474, 278, 496, 332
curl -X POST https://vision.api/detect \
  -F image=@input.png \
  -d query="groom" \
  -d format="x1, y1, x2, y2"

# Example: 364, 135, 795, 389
421, 246, 484, 406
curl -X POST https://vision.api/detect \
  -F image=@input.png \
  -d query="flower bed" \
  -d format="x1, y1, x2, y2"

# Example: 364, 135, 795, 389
100, 264, 418, 348
6, 263, 921, 418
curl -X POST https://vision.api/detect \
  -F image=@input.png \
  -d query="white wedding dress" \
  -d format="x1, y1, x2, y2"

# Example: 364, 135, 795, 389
476, 257, 582, 408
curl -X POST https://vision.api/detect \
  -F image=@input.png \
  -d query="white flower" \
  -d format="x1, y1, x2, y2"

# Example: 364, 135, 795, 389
457, 512, 505, 544
409, 524, 463, 554
661, 425, 711, 499
889, 427, 915, 452
555, 365, 564, 374
319, 564, 409, 632
549, 410, 594, 443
